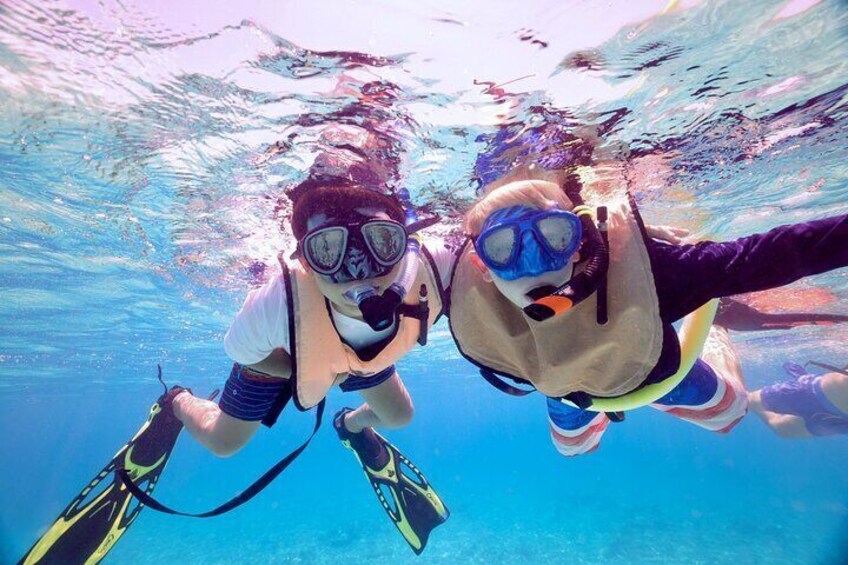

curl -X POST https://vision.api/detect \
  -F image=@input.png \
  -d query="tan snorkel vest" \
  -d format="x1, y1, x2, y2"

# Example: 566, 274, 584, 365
449, 197, 664, 399
284, 253, 443, 410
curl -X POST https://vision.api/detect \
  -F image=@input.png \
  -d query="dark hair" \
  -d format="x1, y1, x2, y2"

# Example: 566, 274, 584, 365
289, 175, 405, 239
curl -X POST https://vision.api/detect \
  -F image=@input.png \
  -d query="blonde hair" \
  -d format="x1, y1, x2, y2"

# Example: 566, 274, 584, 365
464, 179, 574, 235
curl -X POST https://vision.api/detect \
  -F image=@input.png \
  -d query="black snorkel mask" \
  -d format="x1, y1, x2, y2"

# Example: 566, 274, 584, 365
298, 213, 407, 284
295, 207, 439, 334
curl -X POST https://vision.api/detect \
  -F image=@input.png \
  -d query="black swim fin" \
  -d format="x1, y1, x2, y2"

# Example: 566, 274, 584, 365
333, 408, 449, 554
18, 369, 187, 565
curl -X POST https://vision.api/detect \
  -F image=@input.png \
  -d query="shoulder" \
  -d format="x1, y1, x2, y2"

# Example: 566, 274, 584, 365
224, 273, 292, 363
421, 236, 461, 289
237, 273, 289, 317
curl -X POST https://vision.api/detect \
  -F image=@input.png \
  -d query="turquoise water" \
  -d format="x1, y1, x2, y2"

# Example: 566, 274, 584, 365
3, 0, 848, 563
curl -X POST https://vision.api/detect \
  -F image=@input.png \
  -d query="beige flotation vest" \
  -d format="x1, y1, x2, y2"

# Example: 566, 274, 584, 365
449, 197, 664, 398
284, 251, 443, 410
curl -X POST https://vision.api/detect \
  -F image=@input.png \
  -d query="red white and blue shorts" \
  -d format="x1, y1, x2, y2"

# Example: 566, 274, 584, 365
547, 329, 748, 456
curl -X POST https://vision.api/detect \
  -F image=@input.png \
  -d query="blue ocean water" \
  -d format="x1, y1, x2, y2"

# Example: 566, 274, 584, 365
2, 0, 848, 563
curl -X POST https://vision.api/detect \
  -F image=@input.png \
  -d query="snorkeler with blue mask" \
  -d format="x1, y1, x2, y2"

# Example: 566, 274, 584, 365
472, 188, 610, 324
449, 175, 847, 457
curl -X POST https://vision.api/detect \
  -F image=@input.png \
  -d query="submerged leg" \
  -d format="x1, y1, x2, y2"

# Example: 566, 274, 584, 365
748, 389, 813, 438
332, 366, 446, 554
333, 407, 447, 553
546, 397, 611, 456
652, 326, 749, 433
341, 367, 413, 433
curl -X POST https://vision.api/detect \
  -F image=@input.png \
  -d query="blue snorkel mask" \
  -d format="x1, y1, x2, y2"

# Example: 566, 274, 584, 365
474, 206, 583, 281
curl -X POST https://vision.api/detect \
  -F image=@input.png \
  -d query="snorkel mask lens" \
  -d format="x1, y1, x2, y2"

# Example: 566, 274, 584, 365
361, 220, 406, 266
475, 206, 582, 281
303, 226, 348, 275
479, 224, 519, 268
537, 215, 580, 253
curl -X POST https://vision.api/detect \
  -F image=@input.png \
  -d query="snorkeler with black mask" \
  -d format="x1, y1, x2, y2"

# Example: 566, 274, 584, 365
167, 174, 456, 553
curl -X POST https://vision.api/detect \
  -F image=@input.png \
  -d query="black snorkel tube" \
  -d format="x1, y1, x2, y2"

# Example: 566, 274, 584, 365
523, 175, 610, 323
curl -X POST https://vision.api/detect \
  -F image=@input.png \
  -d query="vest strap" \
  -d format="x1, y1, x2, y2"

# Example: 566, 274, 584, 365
479, 368, 535, 397
398, 294, 430, 346
479, 369, 627, 422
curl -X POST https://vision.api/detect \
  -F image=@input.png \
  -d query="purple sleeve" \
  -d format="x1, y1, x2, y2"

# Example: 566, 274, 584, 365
650, 214, 848, 324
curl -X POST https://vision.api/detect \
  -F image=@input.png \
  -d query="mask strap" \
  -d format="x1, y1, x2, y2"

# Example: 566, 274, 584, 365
805, 360, 848, 376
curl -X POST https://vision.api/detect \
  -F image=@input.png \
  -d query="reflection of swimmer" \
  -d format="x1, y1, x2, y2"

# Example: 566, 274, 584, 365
749, 361, 848, 438
473, 115, 596, 188
448, 176, 848, 456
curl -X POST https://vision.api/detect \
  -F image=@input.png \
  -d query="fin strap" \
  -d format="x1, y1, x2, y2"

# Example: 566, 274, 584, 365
116, 398, 324, 518
805, 360, 848, 376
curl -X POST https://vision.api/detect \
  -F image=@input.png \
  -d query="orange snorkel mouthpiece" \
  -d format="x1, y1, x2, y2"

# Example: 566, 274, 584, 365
534, 295, 574, 316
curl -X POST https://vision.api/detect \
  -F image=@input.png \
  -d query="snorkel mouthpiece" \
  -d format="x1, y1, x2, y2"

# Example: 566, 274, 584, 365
525, 291, 575, 319
343, 284, 398, 331
344, 284, 378, 306
523, 274, 591, 320
359, 286, 403, 331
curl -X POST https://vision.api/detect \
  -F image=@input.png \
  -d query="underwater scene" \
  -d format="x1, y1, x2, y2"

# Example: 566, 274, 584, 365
2, 0, 848, 563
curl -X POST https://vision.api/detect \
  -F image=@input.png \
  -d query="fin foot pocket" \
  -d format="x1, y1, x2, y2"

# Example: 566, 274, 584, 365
333, 408, 449, 554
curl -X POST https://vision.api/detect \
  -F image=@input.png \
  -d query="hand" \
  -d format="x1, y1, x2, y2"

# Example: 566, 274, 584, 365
645, 224, 691, 244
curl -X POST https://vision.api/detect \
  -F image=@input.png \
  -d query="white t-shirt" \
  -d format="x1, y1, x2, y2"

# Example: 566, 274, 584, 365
223, 238, 457, 366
